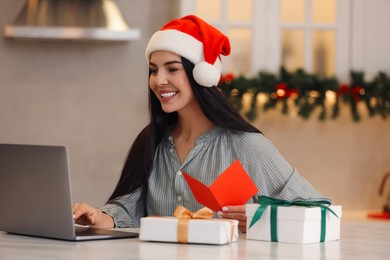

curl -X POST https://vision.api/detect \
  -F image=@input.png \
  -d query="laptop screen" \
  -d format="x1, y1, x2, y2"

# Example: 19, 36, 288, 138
0, 144, 80, 240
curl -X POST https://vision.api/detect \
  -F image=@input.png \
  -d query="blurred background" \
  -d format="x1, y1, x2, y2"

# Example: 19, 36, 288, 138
0, 0, 389, 212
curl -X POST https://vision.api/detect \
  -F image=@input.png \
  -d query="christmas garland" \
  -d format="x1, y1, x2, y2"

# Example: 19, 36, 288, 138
218, 67, 390, 122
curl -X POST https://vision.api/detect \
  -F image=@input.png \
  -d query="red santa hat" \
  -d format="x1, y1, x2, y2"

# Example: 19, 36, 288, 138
145, 15, 231, 87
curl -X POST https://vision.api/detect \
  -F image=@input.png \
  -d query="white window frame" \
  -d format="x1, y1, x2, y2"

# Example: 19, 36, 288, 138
180, 0, 350, 81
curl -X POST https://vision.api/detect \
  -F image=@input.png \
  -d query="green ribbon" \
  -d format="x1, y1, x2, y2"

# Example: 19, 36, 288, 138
249, 196, 338, 242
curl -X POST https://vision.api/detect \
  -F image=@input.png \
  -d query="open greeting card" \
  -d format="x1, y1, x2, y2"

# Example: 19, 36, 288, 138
182, 160, 259, 212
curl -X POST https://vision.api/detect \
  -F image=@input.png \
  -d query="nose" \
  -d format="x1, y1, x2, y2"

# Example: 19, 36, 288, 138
153, 71, 168, 86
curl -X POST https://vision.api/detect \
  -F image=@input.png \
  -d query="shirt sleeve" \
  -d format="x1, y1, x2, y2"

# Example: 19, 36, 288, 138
100, 186, 145, 228
231, 131, 331, 203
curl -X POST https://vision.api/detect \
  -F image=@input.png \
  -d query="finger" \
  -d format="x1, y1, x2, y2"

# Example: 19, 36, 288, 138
238, 220, 247, 227
74, 212, 95, 226
73, 203, 94, 220
222, 205, 246, 213
238, 225, 247, 233
220, 212, 247, 221
87, 215, 96, 225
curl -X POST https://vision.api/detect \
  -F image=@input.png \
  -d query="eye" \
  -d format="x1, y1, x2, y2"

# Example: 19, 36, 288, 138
168, 67, 179, 73
149, 67, 157, 75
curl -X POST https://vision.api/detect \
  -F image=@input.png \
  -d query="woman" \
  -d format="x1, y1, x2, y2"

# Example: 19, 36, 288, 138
73, 15, 329, 233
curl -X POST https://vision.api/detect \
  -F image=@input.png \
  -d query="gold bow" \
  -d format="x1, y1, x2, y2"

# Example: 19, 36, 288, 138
173, 205, 213, 243
174, 205, 213, 219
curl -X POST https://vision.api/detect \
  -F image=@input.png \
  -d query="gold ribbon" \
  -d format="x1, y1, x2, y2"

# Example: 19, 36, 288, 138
174, 205, 213, 243
174, 205, 213, 219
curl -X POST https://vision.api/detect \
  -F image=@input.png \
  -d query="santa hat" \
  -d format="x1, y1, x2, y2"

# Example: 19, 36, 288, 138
145, 15, 231, 87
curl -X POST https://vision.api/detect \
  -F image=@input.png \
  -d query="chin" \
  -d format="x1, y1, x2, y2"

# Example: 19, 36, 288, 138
161, 106, 178, 114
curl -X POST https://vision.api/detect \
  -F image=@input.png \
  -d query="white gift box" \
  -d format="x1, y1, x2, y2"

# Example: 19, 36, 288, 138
139, 217, 239, 245
246, 204, 342, 244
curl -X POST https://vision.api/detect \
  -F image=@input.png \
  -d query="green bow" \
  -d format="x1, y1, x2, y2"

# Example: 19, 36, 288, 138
249, 196, 338, 242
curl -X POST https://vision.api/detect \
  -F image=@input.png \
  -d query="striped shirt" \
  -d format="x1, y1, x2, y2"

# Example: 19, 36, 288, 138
101, 126, 329, 228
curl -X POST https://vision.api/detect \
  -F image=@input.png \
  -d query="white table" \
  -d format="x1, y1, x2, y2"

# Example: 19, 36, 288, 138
0, 220, 389, 259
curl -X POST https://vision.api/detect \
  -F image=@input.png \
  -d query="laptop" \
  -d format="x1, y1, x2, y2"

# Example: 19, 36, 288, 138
0, 143, 138, 241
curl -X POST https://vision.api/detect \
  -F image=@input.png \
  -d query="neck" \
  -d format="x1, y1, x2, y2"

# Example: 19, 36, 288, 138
172, 105, 215, 142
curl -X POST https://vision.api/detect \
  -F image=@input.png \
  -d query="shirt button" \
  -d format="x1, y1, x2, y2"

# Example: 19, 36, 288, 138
177, 171, 182, 176
177, 196, 182, 202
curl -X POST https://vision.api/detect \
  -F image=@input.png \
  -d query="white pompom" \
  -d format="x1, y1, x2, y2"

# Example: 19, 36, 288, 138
193, 61, 221, 87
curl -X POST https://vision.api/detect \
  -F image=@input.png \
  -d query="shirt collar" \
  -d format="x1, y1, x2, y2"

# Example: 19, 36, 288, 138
166, 125, 224, 146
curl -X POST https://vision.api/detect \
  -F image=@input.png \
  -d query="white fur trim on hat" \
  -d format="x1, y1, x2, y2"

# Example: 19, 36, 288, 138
145, 29, 222, 87
145, 29, 204, 64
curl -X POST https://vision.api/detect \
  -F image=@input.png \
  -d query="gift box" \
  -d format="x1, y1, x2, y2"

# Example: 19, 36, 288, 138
139, 217, 238, 245
246, 197, 342, 244
139, 206, 239, 245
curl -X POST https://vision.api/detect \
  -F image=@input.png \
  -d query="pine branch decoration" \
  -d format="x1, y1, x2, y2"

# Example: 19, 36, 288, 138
218, 68, 390, 122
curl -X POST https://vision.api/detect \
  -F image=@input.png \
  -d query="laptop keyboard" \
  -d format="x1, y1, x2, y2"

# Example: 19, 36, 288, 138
75, 226, 113, 237
74, 225, 138, 239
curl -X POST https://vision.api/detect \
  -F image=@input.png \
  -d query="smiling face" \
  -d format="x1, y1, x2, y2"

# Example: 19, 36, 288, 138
149, 51, 199, 114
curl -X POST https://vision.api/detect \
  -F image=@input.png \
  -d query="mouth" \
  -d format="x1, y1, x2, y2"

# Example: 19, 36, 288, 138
160, 91, 178, 99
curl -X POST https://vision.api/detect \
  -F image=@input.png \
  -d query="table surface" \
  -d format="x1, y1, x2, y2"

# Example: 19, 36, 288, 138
1, 214, 389, 260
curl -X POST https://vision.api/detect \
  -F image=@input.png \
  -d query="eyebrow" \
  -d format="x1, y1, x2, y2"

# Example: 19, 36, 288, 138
149, 60, 182, 67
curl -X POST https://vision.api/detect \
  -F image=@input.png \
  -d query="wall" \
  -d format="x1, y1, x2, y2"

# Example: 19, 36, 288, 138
351, 0, 390, 79
0, 0, 389, 211
0, 0, 177, 206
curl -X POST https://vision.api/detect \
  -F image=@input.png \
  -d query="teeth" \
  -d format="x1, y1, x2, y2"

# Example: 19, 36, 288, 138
160, 92, 177, 98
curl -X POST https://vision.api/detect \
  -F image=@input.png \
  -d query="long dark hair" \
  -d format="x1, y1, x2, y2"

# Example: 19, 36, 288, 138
107, 57, 261, 201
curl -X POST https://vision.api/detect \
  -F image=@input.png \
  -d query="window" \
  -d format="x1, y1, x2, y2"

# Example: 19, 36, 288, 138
181, 0, 253, 76
180, 0, 350, 80
281, 0, 337, 77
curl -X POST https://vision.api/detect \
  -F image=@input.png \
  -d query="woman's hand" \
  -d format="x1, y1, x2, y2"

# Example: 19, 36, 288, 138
73, 203, 114, 229
217, 205, 247, 233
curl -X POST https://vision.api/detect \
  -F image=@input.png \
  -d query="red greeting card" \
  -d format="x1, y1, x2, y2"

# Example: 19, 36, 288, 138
182, 160, 259, 212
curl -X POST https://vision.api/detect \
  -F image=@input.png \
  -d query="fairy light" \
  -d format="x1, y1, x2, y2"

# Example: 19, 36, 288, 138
231, 89, 239, 97
276, 89, 286, 97
257, 93, 269, 104
325, 90, 337, 106
309, 90, 321, 98
370, 97, 377, 107
242, 92, 253, 111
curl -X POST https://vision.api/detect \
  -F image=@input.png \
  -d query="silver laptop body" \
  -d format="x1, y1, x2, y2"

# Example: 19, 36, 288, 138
0, 143, 137, 241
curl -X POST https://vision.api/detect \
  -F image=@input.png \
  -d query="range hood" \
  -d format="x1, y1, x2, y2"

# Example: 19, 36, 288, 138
3, 0, 140, 41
